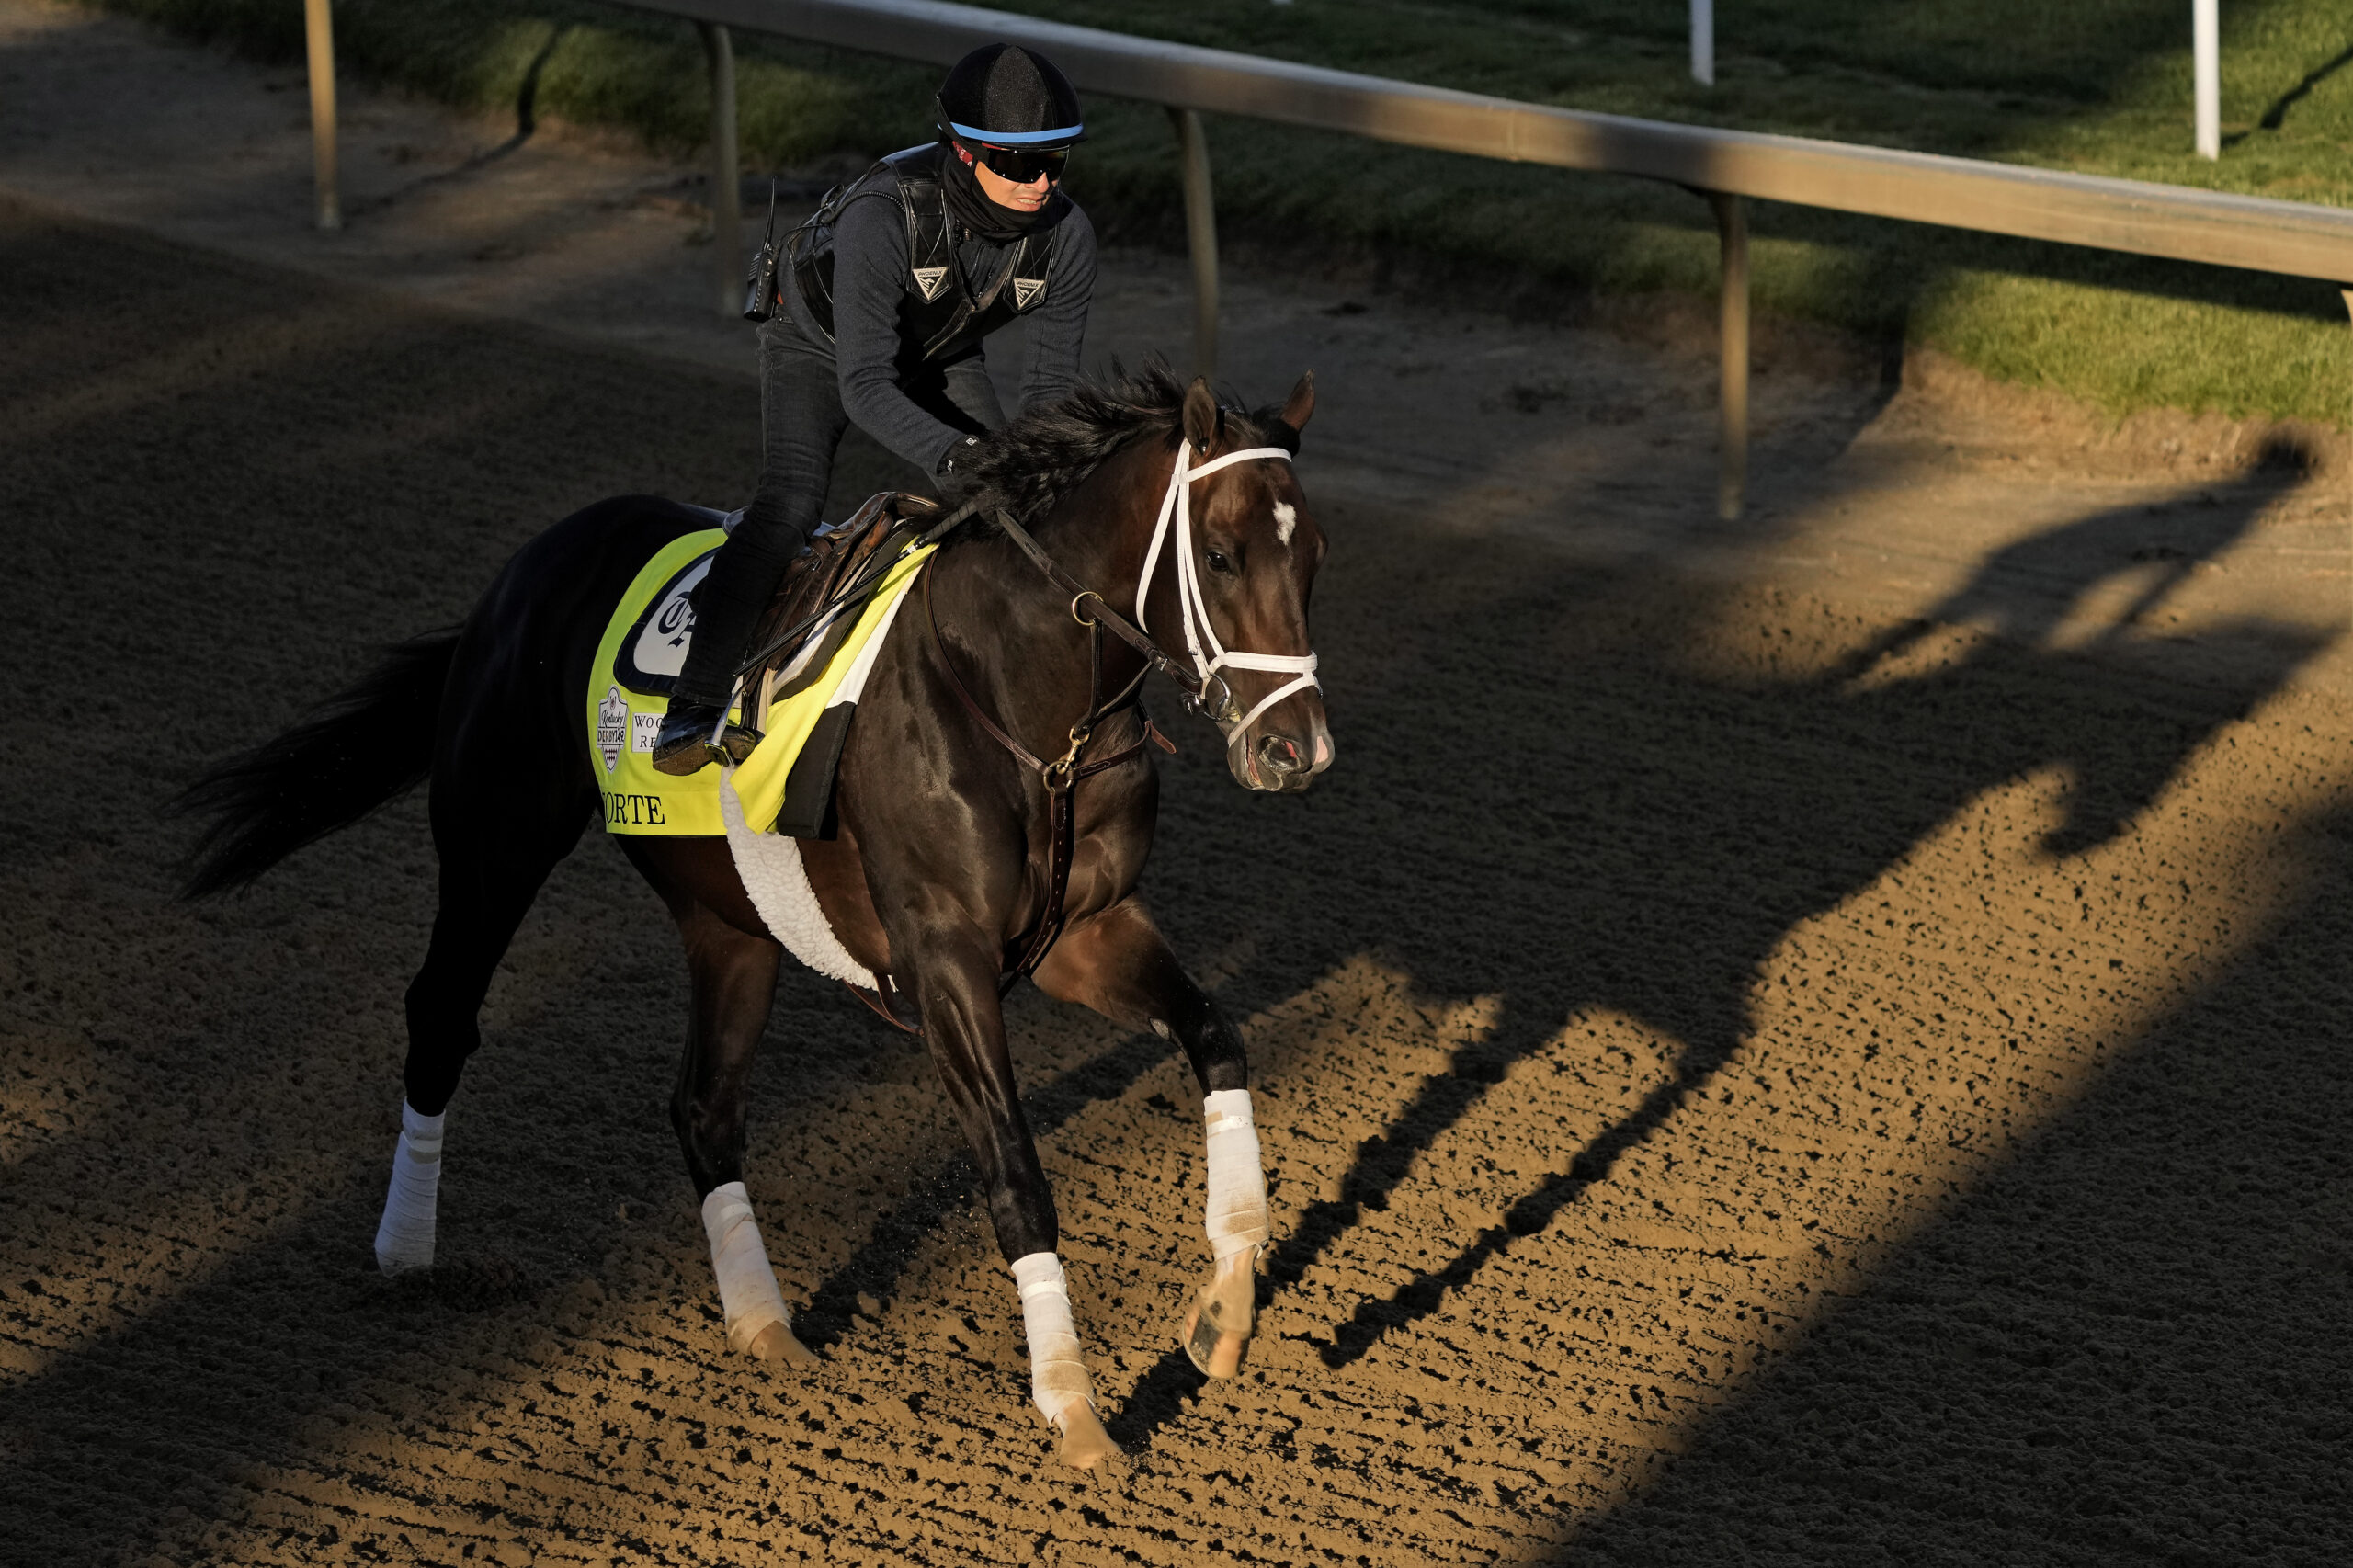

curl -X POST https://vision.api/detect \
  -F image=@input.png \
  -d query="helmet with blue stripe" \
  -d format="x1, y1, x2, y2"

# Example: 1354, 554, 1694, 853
936, 43, 1086, 165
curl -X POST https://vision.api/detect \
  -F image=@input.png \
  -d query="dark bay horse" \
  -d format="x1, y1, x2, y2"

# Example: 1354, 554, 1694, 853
178, 369, 1329, 1468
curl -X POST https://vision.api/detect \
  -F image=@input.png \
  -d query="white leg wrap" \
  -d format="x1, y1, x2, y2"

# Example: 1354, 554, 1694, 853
373, 1101, 444, 1275
1010, 1251, 1095, 1426
1203, 1089, 1271, 1262
701, 1181, 792, 1354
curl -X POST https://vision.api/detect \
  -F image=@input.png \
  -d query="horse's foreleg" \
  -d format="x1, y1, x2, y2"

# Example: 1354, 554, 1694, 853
633, 849, 818, 1370
1033, 901, 1269, 1378
911, 926, 1120, 1468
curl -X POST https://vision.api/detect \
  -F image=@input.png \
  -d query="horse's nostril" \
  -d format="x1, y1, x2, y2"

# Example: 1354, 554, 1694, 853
1256, 735, 1302, 776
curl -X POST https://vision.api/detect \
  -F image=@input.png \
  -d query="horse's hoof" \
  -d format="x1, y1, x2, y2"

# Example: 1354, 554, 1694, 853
745, 1319, 819, 1368
1181, 1293, 1250, 1379
1054, 1403, 1122, 1471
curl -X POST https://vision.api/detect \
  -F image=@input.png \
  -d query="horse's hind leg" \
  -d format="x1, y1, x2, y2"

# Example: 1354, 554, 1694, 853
376, 734, 594, 1273
1034, 898, 1269, 1379
620, 844, 817, 1369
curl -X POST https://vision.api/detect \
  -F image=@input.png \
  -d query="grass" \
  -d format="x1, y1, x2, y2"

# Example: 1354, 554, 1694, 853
79, 0, 2353, 426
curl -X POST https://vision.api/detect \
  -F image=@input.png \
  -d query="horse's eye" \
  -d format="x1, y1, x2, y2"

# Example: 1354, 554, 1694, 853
1205, 549, 1234, 574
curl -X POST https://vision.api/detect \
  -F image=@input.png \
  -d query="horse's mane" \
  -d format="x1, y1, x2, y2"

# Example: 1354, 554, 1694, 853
949, 359, 1278, 538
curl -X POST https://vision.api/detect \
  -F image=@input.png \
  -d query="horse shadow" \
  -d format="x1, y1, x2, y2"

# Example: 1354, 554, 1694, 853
779, 449, 2327, 1433
1088, 455, 2334, 1438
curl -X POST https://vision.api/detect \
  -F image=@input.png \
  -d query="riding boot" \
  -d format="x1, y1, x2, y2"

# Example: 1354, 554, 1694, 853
651, 699, 761, 777
654, 493, 806, 777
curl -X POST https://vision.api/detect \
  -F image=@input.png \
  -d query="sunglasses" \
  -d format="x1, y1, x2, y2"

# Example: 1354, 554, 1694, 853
968, 142, 1071, 185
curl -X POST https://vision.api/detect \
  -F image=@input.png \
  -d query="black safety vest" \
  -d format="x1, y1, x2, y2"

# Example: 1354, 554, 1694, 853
789, 143, 1063, 365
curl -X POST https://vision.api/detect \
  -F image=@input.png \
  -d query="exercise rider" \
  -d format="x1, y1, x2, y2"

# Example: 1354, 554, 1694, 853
654, 42, 1096, 775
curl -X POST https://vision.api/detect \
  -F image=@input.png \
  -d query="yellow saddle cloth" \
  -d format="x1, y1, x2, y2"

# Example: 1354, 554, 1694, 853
585, 528, 937, 836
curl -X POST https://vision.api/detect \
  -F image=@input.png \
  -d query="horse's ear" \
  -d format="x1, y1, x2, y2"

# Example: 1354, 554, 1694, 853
1262, 370, 1314, 455
1182, 376, 1221, 454
1279, 371, 1315, 434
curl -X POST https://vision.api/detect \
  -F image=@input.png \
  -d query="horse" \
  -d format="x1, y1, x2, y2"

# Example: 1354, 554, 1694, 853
176, 367, 1330, 1469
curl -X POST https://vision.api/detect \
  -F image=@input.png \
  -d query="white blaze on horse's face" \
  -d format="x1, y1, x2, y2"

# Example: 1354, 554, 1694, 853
1193, 460, 1333, 794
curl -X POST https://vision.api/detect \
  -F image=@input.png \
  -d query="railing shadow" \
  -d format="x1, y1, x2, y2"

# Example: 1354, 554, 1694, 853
345, 25, 568, 221
2227, 38, 2353, 142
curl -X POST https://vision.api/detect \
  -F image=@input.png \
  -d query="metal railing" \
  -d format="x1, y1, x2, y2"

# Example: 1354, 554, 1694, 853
302, 0, 2353, 517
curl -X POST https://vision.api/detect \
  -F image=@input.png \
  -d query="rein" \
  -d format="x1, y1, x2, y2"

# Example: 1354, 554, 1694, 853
990, 440, 1319, 739
989, 506, 1228, 723
918, 436, 1313, 989
732, 493, 988, 682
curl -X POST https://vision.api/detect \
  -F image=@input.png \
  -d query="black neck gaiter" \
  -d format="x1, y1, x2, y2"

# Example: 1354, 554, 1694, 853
938, 141, 1058, 244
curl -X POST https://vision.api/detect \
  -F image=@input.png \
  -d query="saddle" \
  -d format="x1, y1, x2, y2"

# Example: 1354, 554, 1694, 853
740, 490, 938, 725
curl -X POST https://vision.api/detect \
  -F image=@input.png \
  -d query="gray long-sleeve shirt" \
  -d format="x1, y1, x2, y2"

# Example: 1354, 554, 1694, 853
782, 186, 1097, 476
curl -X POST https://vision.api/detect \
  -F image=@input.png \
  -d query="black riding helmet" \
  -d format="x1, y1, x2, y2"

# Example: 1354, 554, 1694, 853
936, 43, 1085, 185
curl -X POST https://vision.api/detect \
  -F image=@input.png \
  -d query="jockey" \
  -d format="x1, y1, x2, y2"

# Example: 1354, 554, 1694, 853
654, 41, 1096, 775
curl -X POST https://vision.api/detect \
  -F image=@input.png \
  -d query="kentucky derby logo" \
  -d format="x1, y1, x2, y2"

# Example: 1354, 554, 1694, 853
597, 686, 629, 773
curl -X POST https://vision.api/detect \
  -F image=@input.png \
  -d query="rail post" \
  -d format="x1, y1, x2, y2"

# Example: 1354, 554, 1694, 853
1710, 190, 1749, 520
1168, 107, 1220, 381
699, 22, 742, 315
301, 0, 340, 230
2193, 0, 2221, 160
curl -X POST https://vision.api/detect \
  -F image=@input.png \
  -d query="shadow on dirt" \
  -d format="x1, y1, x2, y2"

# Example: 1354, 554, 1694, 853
786, 1019, 1175, 1349
1237, 454, 2327, 1387
1548, 786, 2353, 1562
0, 192, 2342, 1562
347, 23, 570, 221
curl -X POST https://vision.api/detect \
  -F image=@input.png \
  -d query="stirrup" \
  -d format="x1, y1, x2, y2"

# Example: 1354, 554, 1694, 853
651, 702, 760, 776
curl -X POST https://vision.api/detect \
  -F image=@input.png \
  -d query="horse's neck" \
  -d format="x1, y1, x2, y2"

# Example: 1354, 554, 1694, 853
1025, 436, 1171, 621
930, 437, 1164, 728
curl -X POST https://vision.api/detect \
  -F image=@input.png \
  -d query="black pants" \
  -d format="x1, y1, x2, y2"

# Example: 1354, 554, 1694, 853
672, 313, 1006, 708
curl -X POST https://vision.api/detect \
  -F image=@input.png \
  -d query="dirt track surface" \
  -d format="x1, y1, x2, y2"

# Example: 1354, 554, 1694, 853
7, 10, 2353, 1566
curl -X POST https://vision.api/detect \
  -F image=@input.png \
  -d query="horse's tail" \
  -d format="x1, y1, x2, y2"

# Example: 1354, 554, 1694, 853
174, 629, 460, 898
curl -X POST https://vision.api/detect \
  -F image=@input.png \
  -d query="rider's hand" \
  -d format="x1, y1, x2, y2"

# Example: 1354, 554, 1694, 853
936, 436, 983, 479
935, 434, 988, 501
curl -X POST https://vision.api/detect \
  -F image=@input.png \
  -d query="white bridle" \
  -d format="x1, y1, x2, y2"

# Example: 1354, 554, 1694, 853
1132, 441, 1322, 741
